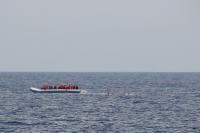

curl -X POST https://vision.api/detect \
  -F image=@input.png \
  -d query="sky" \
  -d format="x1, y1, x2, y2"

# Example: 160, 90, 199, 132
0, 0, 199, 72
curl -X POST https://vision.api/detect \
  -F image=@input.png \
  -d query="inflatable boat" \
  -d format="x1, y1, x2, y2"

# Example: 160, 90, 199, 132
30, 85, 82, 93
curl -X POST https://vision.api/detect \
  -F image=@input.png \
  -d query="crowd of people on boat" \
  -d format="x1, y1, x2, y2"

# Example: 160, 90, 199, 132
41, 85, 79, 90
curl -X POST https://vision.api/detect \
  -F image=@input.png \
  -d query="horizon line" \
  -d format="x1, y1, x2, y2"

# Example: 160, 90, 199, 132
0, 71, 200, 73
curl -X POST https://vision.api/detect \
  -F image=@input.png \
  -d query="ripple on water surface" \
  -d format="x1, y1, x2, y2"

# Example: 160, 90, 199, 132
0, 72, 200, 132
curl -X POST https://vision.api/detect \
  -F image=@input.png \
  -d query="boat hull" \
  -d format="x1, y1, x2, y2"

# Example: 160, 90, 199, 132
30, 87, 81, 93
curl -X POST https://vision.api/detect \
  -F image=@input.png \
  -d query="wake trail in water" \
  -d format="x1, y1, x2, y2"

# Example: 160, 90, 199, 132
80, 90, 134, 96
80, 92, 109, 96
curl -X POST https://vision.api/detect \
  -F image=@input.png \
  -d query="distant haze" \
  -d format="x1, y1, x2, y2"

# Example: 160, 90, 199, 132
0, 0, 199, 72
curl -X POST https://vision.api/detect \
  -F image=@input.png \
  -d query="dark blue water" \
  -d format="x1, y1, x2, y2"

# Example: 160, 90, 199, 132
1, 72, 200, 132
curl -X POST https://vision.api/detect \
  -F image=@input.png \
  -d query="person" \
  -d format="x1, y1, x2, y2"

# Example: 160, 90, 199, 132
106, 88, 112, 96
76, 85, 78, 89
41, 85, 48, 90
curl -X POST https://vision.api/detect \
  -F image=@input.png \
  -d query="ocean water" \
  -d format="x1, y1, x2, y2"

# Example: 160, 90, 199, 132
1, 72, 200, 132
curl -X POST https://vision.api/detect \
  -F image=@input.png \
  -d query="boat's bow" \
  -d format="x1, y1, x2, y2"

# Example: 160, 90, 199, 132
30, 87, 42, 92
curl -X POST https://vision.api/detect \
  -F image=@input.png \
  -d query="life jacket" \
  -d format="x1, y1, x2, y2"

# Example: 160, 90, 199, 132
63, 85, 66, 89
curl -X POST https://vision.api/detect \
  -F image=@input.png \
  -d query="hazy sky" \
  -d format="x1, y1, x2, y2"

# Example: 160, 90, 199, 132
0, 0, 199, 72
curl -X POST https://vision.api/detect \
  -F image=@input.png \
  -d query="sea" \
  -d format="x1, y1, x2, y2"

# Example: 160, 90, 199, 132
0, 72, 200, 132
